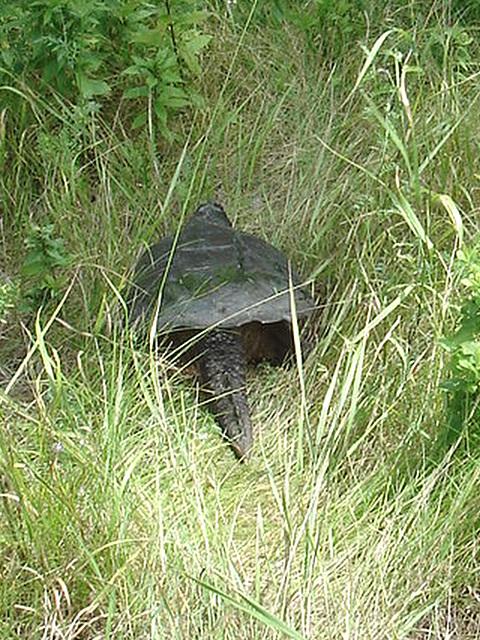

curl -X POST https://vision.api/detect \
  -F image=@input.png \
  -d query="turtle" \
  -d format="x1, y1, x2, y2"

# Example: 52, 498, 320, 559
127, 201, 313, 459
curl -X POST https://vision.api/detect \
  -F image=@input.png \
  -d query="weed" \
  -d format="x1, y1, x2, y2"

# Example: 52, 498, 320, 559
0, 0, 211, 138
2, 2, 480, 638
441, 246, 480, 446
21, 224, 74, 310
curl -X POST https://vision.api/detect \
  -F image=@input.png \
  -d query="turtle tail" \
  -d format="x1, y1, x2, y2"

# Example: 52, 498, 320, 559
196, 329, 253, 459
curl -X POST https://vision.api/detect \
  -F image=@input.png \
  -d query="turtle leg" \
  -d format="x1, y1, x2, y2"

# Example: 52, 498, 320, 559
196, 329, 253, 459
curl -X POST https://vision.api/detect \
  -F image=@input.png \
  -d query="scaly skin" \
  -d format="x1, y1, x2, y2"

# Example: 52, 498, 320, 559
195, 329, 253, 459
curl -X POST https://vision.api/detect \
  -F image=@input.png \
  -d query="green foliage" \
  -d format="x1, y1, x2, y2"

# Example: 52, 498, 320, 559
0, 0, 211, 138
426, 23, 475, 81
0, 0, 119, 98
441, 247, 480, 442
2, 1, 480, 637
230, 0, 365, 53
21, 224, 74, 310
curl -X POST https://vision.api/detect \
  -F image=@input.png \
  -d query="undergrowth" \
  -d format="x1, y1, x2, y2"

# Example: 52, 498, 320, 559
2, 1, 480, 638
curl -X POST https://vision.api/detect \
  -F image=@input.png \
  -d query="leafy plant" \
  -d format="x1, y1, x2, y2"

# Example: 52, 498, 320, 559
21, 224, 74, 310
0, 0, 115, 98
441, 246, 480, 443
0, 0, 211, 138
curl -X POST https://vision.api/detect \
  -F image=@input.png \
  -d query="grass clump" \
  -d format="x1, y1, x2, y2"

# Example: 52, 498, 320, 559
2, 1, 480, 638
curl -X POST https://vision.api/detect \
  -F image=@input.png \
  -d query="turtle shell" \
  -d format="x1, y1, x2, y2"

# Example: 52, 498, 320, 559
128, 201, 313, 333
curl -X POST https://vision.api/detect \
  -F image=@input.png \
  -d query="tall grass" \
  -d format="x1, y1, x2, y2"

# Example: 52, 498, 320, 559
1, 1, 480, 638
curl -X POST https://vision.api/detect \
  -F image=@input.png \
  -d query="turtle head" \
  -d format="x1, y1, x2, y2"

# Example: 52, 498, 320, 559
194, 201, 232, 228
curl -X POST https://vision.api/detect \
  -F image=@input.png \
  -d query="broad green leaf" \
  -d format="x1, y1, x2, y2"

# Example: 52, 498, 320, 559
131, 27, 166, 46
180, 33, 211, 74
124, 86, 149, 99
77, 74, 110, 98
131, 111, 147, 128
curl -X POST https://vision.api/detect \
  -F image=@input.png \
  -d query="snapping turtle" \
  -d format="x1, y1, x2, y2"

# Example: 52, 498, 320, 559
128, 201, 313, 458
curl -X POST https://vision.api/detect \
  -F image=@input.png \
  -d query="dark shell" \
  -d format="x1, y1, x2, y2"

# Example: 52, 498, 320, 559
128, 202, 313, 332
127, 201, 314, 459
